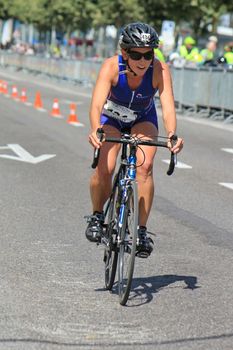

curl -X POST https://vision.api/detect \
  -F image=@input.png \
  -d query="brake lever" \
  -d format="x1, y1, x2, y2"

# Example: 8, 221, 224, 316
91, 128, 104, 169
167, 135, 178, 176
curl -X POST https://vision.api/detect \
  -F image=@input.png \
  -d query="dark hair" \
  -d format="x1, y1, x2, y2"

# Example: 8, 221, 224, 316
119, 22, 159, 49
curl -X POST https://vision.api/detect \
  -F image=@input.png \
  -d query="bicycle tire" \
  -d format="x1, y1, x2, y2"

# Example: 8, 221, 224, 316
104, 183, 119, 290
118, 181, 138, 305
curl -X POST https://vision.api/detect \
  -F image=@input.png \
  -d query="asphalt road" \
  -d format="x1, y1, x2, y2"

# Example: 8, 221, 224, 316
0, 67, 233, 350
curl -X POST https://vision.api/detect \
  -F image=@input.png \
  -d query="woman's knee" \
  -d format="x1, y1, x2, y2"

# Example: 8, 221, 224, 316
95, 163, 115, 179
137, 160, 154, 179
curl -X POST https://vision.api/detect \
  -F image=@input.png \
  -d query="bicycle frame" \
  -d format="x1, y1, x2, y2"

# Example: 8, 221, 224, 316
104, 132, 137, 234
90, 127, 177, 304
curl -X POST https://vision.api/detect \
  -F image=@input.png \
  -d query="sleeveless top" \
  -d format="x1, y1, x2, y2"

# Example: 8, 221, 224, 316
105, 55, 157, 116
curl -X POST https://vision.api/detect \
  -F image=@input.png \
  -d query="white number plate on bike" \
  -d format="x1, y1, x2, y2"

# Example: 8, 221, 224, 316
103, 100, 137, 123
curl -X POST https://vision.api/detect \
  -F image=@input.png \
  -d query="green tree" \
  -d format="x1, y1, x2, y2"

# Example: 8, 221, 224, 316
93, 0, 144, 27
142, 0, 233, 37
6, 0, 98, 34
92, 0, 145, 49
2, 0, 233, 43
0, 0, 12, 19
191, 0, 232, 34
71, 0, 98, 33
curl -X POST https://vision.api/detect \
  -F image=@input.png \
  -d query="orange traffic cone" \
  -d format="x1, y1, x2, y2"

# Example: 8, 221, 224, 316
0, 80, 3, 93
11, 85, 19, 99
34, 91, 43, 109
2, 81, 8, 94
67, 103, 80, 124
20, 88, 27, 103
50, 98, 61, 117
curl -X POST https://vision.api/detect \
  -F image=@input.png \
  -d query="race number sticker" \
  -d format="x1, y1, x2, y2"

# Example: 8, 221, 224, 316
103, 100, 137, 123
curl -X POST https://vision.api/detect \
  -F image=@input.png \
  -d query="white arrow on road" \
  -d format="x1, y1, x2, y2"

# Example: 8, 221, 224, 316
0, 144, 56, 164
162, 160, 192, 169
219, 183, 233, 191
221, 148, 233, 155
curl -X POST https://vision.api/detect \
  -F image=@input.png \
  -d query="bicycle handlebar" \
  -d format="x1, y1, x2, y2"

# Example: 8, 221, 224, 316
91, 128, 177, 175
91, 128, 105, 169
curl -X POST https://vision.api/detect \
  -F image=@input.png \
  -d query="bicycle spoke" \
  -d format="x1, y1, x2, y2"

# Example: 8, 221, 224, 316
118, 182, 138, 305
104, 181, 119, 290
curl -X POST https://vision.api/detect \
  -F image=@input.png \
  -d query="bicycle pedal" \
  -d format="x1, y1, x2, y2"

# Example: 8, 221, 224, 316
101, 235, 109, 246
136, 251, 150, 258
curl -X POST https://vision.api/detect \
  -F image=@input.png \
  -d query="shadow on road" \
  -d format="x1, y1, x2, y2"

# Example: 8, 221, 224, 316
103, 274, 199, 307
129, 274, 199, 306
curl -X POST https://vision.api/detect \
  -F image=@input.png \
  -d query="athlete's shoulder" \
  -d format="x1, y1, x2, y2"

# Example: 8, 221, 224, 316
153, 59, 170, 74
152, 59, 171, 88
99, 55, 119, 78
101, 55, 118, 70
96, 55, 119, 86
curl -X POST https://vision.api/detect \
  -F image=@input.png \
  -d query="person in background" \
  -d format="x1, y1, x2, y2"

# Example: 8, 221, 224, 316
224, 42, 233, 64
200, 35, 218, 63
168, 52, 186, 67
179, 36, 199, 61
154, 36, 165, 62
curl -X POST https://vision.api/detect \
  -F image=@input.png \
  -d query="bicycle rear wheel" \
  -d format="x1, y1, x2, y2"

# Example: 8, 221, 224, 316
104, 184, 119, 290
118, 181, 138, 305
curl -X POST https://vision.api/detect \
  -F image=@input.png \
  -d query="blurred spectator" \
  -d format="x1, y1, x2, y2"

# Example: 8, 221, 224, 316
68, 38, 76, 59
50, 43, 62, 58
154, 36, 165, 62
224, 42, 233, 64
179, 36, 199, 61
208, 35, 218, 44
200, 36, 218, 63
167, 52, 185, 67
25, 44, 35, 55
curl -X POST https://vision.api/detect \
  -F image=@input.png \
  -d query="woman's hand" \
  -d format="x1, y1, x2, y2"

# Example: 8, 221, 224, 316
88, 128, 103, 149
167, 133, 184, 154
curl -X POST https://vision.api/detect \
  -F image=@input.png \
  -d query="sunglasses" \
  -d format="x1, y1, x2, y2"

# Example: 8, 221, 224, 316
128, 50, 154, 61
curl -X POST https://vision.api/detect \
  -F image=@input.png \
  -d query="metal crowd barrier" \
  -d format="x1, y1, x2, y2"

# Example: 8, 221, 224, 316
0, 52, 233, 123
0, 51, 102, 86
171, 66, 233, 123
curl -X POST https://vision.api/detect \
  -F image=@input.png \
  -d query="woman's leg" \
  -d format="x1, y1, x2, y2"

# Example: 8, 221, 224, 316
90, 125, 121, 213
86, 125, 121, 242
131, 121, 158, 227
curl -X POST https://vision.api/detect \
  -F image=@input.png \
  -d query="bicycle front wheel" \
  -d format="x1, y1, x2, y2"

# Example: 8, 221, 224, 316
118, 181, 138, 305
104, 183, 119, 290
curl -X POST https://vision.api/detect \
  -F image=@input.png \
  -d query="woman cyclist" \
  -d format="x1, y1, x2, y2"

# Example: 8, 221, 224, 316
85, 22, 184, 258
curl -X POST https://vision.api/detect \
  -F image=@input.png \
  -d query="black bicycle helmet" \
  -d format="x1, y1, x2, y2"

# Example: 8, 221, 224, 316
119, 22, 159, 49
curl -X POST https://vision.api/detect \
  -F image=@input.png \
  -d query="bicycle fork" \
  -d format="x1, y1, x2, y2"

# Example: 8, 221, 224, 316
117, 148, 137, 245
117, 181, 131, 245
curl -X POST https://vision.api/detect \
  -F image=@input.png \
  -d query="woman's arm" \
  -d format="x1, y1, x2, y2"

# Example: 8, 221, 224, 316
89, 57, 118, 148
157, 61, 176, 136
155, 61, 184, 153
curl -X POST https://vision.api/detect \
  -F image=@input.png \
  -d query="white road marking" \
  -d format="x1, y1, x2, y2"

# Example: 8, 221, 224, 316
68, 122, 84, 127
0, 144, 56, 164
219, 183, 233, 191
36, 108, 47, 112
51, 115, 64, 119
162, 160, 192, 169
177, 115, 233, 133
62, 100, 84, 105
221, 148, 233, 154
